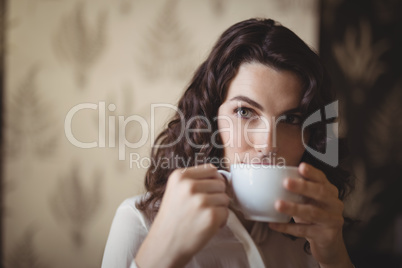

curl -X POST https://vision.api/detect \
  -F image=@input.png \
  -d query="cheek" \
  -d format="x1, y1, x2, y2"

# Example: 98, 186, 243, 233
302, 128, 310, 144
217, 118, 231, 145
217, 117, 250, 158
277, 127, 305, 160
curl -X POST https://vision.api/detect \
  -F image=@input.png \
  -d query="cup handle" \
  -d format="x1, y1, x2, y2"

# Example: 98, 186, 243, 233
218, 170, 232, 183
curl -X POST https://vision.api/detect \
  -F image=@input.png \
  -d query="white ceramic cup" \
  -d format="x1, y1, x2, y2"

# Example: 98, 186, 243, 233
218, 164, 303, 223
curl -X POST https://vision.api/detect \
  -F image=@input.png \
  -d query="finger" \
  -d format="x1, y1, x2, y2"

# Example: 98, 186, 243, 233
284, 177, 339, 203
181, 164, 218, 179
275, 200, 344, 226
193, 193, 230, 208
299, 162, 326, 183
190, 179, 226, 194
213, 207, 229, 228
268, 222, 317, 239
217, 172, 228, 184
204, 193, 231, 207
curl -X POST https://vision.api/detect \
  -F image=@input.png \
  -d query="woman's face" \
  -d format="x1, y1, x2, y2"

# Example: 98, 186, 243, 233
217, 62, 307, 168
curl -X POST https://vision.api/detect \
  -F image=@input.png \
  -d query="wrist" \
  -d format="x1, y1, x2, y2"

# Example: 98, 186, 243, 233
319, 261, 354, 268
317, 243, 354, 268
136, 237, 187, 268
135, 222, 191, 268
315, 234, 354, 268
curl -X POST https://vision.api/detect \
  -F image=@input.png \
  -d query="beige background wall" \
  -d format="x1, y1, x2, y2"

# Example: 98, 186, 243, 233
3, 0, 319, 267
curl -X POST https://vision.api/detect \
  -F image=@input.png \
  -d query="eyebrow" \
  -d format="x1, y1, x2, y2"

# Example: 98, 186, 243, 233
230, 95, 264, 111
280, 107, 302, 115
229, 95, 302, 115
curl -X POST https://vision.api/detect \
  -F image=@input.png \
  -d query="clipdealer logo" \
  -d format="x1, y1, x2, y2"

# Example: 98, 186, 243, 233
302, 101, 339, 167
64, 101, 339, 167
64, 102, 182, 160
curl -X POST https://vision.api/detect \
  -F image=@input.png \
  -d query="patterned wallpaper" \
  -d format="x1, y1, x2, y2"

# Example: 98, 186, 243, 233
320, 0, 402, 266
2, 0, 319, 267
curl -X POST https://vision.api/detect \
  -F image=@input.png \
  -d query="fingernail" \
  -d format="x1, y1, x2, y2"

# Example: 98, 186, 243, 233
274, 200, 281, 210
302, 163, 309, 172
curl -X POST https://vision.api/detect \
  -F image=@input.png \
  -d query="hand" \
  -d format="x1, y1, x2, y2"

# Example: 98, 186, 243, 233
268, 163, 354, 268
136, 164, 230, 268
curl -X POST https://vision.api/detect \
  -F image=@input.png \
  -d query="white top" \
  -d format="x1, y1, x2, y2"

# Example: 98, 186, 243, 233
101, 195, 320, 268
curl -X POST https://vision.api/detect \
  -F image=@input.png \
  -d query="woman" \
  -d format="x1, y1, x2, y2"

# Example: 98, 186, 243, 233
102, 18, 354, 268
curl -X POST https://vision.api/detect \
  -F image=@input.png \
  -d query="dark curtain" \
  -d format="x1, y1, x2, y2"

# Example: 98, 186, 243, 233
319, 0, 402, 267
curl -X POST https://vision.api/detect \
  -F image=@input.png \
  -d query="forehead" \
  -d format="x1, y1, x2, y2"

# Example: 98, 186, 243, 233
226, 62, 303, 113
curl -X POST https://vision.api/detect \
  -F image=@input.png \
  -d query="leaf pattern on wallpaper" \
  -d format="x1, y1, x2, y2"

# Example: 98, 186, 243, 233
53, 1, 107, 89
365, 83, 402, 167
118, 0, 134, 16
5, 65, 58, 158
50, 165, 103, 247
5, 227, 48, 268
321, 0, 344, 28
208, 0, 227, 15
372, 0, 402, 25
347, 160, 386, 224
333, 19, 390, 103
94, 83, 141, 172
137, 0, 195, 81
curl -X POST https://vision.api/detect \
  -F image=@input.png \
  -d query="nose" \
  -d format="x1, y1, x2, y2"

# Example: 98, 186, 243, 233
255, 130, 277, 156
249, 119, 277, 156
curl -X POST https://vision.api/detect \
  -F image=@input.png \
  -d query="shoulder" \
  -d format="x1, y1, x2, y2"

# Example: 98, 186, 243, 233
114, 194, 152, 230
117, 195, 146, 211
101, 194, 150, 268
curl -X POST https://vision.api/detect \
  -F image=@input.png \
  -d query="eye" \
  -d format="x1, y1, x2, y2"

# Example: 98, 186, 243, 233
283, 114, 302, 125
235, 107, 254, 119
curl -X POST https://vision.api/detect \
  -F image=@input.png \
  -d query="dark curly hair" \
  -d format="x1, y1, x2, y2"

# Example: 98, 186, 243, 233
136, 18, 353, 226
